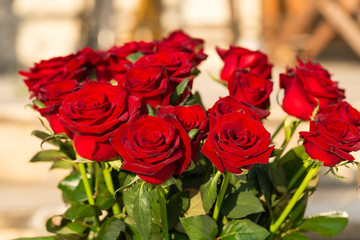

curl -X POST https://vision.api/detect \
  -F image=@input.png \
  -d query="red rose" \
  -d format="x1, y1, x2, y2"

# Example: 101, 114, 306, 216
319, 101, 360, 130
111, 115, 191, 184
119, 66, 172, 110
134, 52, 194, 104
107, 41, 156, 58
35, 78, 80, 133
59, 81, 141, 161
134, 52, 193, 82
201, 112, 274, 174
228, 69, 273, 110
216, 46, 272, 82
280, 59, 345, 120
299, 113, 360, 166
208, 96, 270, 123
158, 30, 207, 66
19, 47, 100, 97
20, 54, 84, 97
156, 104, 209, 161
104, 54, 132, 82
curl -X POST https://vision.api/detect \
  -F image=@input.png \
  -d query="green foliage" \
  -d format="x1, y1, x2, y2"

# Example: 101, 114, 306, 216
25, 37, 352, 240
218, 219, 270, 240
126, 52, 144, 62
298, 211, 348, 237
134, 182, 152, 240
63, 205, 102, 221
58, 172, 89, 203
170, 78, 190, 105
200, 171, 221, 213
97, 217, 126, 240
180, 215, 218, 240
14, 237, 55, 240
221, 191, 264, 219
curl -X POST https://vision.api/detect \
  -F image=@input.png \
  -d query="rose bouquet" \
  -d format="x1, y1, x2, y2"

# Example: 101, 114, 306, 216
18, 30, 359, 240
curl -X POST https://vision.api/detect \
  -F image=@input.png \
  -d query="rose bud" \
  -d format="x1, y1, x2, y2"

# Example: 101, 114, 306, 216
216, 46, 272, 82
59, 81, 141, 161
299, 113, 360, 166
157, 104, 209, 161
228, 69, 273, 110
201, 112, 274, 174
280, 58, 345, 120
111, 115, 191, 184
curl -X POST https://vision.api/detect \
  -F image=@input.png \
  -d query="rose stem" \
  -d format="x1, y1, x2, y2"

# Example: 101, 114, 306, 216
270, 162, 320, 234
286, 160, 311, 190
271, 120, 284, 140
213, 171, 231, 222
78, 162, 100, 228
78, 162, 95, 205
157, 185, 170, 240
102, 165, 121, 216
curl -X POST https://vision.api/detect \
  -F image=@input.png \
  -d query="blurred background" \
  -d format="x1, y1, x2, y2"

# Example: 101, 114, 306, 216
1, 0, 360, 239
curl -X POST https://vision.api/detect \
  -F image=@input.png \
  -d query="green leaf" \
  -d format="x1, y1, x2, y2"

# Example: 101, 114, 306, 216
64, 204, 102, 221
54, 234, 85, 240
170, 78, 190, 105
219, 219, 269, 240
46, 215, 66, 233
167, 191, 190, 229
183, 91, 204, 108
57, 222, 87, 235
298, 211, 348, 237
160, 177, 177, 188
31, 130, 51, 141
180, 215, 218, 240
46, 215, 86, 235
191, 68, 201, 76
279, 145, 309, 183
170, 231, 190, 240
200, 172, 221, 213
33, 99, 46, 108
96, 182, 114, 210
126, 52, 144, 62
252, 164, 272, 207
134, 182, 152, 240
188, 129, 199, 140
40, 133, 69, 149
30, 150, 69, 163
97, 217, 126, 240
58, 172, 88, 202
115, 175, 140, 194
147, 104, 156, 116
288, 194, 308, 226
221, 191, 264, 219
270, 163, 288, 193
283, 233, 310, 240
122, 174, 141, 218
107, 159, 123, 172
50, 160, 74, 170
14, 237, 55, 240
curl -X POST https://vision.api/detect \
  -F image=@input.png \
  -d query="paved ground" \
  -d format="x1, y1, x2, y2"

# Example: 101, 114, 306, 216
1, 56, 360, 239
